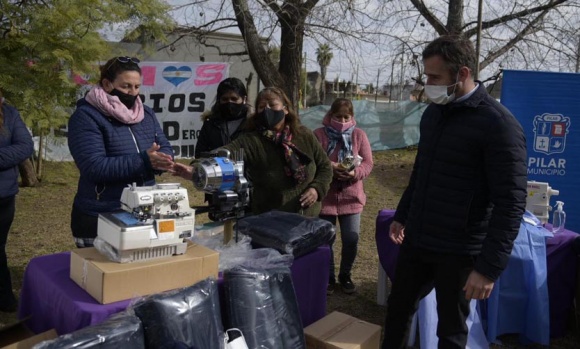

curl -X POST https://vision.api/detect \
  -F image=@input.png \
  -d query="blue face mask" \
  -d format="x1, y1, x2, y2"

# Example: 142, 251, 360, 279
256, 108, 285, 129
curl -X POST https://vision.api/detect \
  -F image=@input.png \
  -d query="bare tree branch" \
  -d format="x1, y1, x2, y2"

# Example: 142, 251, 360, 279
464, 0, 570, 37
410, 0, 447, 35
480, 9, 549, 70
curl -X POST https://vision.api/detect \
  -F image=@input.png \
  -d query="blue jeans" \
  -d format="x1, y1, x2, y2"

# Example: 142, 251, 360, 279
320, 213, 361, 283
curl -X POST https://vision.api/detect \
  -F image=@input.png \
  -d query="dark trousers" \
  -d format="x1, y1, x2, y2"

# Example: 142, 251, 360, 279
0, 195, 16, 304
70, 205, 98, 239
382, 245, 474, 349
320, 214, 360, 283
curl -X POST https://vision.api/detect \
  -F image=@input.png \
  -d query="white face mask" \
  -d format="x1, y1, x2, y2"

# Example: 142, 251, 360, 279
424, 82, 458, 105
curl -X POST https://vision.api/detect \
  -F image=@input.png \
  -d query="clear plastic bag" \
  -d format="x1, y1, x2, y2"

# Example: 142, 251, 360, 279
131, 278, 224, 349
222, 266, 304, 349
33, 312, 145, 349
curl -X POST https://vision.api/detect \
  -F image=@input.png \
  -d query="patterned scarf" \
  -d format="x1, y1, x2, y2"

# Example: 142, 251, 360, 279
85, 86, 144, 124
262, 125, 310, 183
324, 124, 355, 162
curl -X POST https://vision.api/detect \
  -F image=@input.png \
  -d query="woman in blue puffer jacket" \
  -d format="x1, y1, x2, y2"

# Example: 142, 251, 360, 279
0, 94, 33, 312
68, 57, 174, 248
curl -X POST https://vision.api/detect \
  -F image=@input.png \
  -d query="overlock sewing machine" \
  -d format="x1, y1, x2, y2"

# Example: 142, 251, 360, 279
97, 148, 250, 262
97, 182, 195, 262
526, 180, 559, 224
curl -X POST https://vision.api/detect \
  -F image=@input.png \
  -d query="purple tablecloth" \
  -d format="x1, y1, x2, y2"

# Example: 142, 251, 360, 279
18, 246, 330, 335
375, 209, 580, 339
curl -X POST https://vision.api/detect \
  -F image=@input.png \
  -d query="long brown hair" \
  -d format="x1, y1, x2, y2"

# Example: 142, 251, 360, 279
245, 86, 302, 134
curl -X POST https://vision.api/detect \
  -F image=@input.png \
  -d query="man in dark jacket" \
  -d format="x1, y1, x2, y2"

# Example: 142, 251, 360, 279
382, 36, 527, 349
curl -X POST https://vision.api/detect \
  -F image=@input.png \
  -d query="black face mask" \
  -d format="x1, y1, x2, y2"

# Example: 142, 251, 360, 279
110, 88, 139, 110
256, 108, 285, 130
219, 102, 247, 120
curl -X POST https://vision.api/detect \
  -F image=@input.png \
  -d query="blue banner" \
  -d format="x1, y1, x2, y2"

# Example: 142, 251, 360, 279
501, 70, 580, 233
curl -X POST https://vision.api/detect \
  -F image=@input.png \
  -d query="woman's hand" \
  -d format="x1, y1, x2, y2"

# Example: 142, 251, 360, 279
172, 162, 194, 180
299, 187, 319, 208
331, 162, 355, 181
336, 169, 355, 181
147, 143, 174, 171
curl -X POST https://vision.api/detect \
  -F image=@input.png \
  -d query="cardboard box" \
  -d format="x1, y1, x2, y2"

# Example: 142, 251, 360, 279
0, 320, 57, 349
304, 311, 381, 349
70, 243, 219, 304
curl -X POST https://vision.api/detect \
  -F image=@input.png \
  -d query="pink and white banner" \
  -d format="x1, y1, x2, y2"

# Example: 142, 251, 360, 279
139, 62, 230, 158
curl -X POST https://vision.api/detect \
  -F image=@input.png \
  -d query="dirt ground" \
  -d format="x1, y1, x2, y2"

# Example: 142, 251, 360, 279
1, 149, 578, 348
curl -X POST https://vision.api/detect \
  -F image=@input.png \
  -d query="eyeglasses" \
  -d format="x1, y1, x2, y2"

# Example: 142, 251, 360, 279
104, 56, 140, 71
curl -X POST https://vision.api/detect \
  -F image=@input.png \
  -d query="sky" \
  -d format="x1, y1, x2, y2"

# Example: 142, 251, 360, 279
164, 0, 424, 87
108, 0, 580, 88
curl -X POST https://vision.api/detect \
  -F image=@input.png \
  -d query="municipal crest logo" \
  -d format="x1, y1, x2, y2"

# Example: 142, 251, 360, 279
532, 113, 570, 155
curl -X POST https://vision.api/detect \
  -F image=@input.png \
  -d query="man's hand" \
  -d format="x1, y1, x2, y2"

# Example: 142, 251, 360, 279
463, 270, 494, 300
389, 221, 405, 244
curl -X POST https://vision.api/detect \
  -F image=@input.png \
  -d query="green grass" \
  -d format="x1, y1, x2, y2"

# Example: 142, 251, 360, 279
1, 149, 578, 348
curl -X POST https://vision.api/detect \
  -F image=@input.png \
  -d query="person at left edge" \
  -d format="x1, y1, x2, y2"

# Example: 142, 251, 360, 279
0, 93, 33, 313
68, 56, 174, 248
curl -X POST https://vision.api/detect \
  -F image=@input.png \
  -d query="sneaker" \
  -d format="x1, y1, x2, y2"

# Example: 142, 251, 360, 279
327, 282, 336, 295
339, 275, 356, 294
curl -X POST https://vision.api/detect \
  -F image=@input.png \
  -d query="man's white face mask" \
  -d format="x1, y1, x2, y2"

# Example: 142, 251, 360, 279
424, 75, 460, 105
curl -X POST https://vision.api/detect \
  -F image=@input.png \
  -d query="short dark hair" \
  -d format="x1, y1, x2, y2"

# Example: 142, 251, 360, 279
211, 77, 248, 115
422, 36, 477, 76
99, 57, 141, 85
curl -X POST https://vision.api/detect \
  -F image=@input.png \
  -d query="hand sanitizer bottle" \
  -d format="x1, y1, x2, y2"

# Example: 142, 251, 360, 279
552, 201, 566, 234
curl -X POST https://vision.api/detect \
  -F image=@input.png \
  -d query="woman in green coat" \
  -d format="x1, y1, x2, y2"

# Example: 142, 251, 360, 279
175, 86, 332, 217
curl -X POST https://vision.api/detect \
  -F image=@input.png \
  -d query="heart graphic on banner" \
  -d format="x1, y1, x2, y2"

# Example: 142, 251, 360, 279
162, 66, 193, 86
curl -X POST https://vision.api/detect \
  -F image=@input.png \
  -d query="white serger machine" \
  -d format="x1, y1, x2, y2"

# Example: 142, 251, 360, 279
526, 180, 559, 224
97, 183, 195, 262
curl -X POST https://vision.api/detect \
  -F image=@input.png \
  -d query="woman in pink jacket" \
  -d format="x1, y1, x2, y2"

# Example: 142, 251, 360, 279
314, 98, 373, 295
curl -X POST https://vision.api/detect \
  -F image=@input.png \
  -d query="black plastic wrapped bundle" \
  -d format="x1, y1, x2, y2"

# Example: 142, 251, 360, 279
236, 210, 335, 257
132, 278, 224, 349
33, 312, 145, 349
223, 266, 305, 348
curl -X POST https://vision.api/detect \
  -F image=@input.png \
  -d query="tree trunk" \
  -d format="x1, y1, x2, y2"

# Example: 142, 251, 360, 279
232, 0, 284, 97
447, 0, 465, 34
320, 66, 327, 104
36, 132, 44, 179
279, 14, 304, 111
232, 0, 317, 112
18, 158, 39, 187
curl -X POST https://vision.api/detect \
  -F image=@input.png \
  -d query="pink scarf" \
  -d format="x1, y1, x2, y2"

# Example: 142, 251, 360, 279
85, 86, 144, 124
